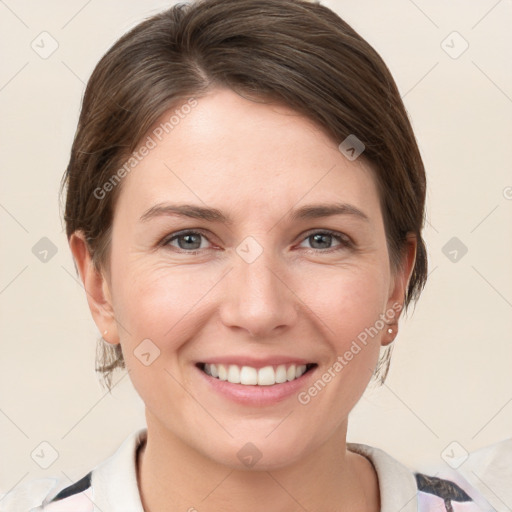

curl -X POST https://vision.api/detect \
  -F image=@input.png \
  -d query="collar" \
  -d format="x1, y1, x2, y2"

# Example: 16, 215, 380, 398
91, 428, 147, 512
90, 429, 419, 512
348, 441, 418, 512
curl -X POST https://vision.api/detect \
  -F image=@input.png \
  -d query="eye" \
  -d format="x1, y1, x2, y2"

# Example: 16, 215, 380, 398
163, 230, 212, 252
298, 230, 352, 252
161, 229, 353, 254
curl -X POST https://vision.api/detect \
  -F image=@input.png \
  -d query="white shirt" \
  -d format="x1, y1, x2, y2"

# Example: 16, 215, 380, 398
1, 428, 504, 511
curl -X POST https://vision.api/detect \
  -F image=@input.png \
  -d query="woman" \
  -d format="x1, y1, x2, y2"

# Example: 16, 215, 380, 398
2, 0, 495, 510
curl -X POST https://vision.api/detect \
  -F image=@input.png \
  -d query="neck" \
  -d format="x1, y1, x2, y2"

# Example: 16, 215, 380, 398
137, 415, 379, 512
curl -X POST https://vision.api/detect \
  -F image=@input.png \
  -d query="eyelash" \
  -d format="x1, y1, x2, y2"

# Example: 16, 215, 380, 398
161, 229, 353, 254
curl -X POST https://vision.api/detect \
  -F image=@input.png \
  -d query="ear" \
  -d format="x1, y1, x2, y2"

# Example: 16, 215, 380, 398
69, 231, 119, 345
381, 233, 417, 346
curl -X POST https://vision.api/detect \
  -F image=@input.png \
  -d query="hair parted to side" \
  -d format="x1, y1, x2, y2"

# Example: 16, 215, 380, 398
61, 0, 427, 391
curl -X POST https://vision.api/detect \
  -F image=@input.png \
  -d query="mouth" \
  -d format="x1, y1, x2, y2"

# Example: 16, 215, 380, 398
197, 362, 317, 386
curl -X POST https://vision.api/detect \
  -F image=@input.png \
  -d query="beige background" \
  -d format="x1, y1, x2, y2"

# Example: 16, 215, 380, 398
1, 0, 511, 494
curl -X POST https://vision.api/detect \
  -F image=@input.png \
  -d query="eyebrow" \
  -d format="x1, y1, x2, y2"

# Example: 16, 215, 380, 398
139, 202, 369, 224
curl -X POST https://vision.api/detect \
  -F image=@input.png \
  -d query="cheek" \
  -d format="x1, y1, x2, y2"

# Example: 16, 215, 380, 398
112, 261, 224, 351
113, 256, 390, 349
300, 264, 389, 342
111, 267, 201, 413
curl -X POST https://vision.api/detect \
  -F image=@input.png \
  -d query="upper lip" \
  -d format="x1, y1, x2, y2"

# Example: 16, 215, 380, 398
197, 355, 315, 369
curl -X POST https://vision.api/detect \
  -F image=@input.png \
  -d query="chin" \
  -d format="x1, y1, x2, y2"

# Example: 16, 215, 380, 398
198, 429, 318, 472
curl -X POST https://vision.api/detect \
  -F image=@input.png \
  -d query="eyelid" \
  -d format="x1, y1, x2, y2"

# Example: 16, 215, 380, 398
298, 229, 353, 250
161, 228, 353, 252
161, 229, 214, 248
301, 228, 352, 243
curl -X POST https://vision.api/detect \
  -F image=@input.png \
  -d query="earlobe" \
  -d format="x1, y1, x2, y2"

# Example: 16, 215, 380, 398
382, 234, 417, 346
69, 231, 119, 345
381, 324, 397, 346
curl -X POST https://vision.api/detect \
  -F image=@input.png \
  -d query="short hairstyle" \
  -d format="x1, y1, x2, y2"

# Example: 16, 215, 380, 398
61, 0, 428, 390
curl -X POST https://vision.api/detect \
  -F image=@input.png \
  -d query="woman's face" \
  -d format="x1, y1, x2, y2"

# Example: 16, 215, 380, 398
81, 88, 414, 469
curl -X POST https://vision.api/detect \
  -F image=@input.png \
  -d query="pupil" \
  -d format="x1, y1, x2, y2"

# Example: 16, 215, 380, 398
180, 233, 200, 250
312, 233, 330, 249
177, 233, 332, 251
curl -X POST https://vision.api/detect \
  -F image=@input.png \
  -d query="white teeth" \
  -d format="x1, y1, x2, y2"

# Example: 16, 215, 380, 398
257, 366, 275, 386
286, 364, 296, 381
218, 364, 227, 381
227, 364, 240, 384
240, 366, 258, 385
203, 363, 311, 386
275, 364, 288, 383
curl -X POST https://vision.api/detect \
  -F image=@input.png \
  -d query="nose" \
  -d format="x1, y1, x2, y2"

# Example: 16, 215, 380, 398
218, 246, 298, 339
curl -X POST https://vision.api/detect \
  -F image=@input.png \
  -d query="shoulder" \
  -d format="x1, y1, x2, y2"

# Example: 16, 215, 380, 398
348, 442, 496, 512
414, 471, 482, 511
1, 428, 146, 512
450, 438, 512, 511
413, 438, 512, 512
0, 473, 93, 512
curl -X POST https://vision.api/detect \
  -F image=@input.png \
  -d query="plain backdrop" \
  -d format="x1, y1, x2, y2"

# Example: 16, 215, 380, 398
1, 0, 511, 494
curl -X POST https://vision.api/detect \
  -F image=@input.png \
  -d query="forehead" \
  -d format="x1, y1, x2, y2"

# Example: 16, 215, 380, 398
114, 88, 381, 224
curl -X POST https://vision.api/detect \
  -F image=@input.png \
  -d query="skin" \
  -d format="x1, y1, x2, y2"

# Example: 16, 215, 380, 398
70, 87, 416, 512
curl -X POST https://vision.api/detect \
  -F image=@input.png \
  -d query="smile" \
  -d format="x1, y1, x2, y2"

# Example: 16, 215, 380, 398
199, 363, 316, 386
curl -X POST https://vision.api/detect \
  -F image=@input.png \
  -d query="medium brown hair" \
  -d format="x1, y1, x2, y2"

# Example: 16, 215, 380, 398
61, 0, 428, 390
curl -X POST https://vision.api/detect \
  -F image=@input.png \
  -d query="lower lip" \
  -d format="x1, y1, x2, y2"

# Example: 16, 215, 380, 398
196, 365, 317, 406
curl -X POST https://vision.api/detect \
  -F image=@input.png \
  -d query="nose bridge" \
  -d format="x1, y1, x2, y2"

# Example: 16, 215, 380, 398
219, 238, 297, 337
